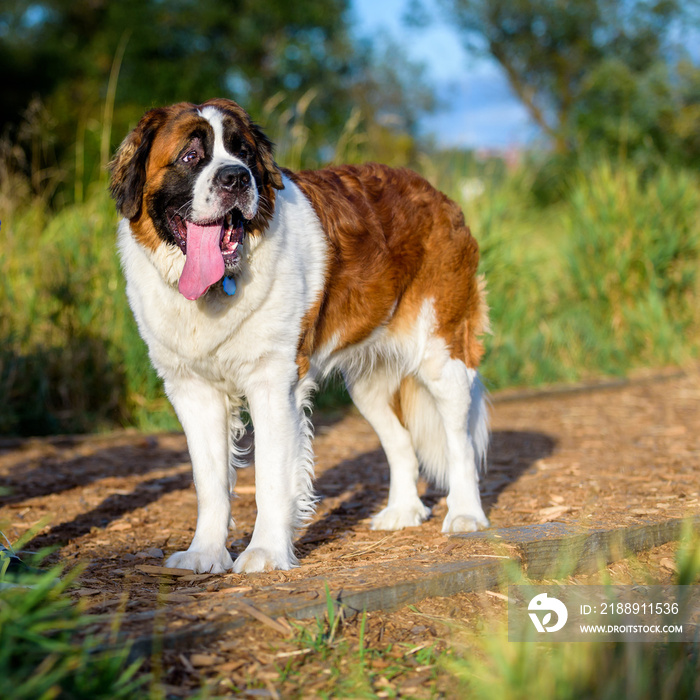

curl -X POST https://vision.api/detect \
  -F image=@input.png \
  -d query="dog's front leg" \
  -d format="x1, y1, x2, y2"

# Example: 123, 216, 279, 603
164, 377, 234, 574
234, 368, 305, 573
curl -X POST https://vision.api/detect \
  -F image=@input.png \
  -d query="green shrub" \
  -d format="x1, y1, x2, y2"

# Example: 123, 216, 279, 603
0, 189, 178, 434
1, 155, 698, 433
0, 548, 146, 699
461, 158, 700, 389
560, 161, 700, 372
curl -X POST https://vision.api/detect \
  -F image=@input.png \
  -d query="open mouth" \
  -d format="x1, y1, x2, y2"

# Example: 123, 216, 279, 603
168, 208, 246, 266
167, 207, 248, 300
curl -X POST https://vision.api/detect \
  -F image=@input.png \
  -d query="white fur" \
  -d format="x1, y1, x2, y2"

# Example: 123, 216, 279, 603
191, 107, 258, 221
119, 116, 489, 573
339, 301, 489, 533
119, 172, 327, 573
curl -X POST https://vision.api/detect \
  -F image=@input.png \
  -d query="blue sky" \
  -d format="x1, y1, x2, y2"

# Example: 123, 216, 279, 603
350, 0, 539, 148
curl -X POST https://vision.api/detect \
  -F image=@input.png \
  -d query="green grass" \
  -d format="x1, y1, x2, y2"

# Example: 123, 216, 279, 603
0, 187, 177, 435
446, 629, 700, 700
2, 525, 698, 698
242, 525, 700, 700
447, 158, 700, 390
0, 540, 146, 700
1, 155, 698, 434
444, 524, 700, 700
232, 608, 442, 699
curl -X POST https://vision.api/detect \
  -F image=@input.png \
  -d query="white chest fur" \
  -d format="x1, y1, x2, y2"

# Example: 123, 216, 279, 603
117, 175, 327, 392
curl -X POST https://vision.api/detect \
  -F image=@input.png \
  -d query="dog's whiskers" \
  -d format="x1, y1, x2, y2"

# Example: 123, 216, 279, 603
175, 200, 194, 219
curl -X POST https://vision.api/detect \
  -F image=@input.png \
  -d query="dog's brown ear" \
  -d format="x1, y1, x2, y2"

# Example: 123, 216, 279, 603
250, 122, 284, 190
108, 108, 167, 219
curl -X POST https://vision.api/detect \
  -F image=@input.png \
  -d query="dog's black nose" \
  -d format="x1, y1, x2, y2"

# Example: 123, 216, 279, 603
215, 164, 251, 191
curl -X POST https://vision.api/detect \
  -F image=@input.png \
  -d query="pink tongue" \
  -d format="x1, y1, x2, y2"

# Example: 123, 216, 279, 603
178, 222, 225, 300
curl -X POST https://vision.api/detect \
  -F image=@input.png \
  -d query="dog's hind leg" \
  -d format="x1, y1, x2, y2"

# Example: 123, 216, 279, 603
346, 366, 431, 530
417, 357, 489, 533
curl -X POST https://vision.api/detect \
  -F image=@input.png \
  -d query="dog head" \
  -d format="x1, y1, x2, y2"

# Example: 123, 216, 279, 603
109, 99, 284, 300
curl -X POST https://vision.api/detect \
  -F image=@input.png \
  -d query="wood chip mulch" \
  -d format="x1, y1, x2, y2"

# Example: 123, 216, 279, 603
0, 367, 698, 695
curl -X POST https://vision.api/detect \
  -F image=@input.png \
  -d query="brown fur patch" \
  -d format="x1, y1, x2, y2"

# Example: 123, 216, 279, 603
289, 163, 488, 374
390, 386, 406, 428
110, 102, 486, 378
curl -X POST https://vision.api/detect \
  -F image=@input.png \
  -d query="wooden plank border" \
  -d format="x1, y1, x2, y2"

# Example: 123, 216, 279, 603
456, 517, 700, 579
121, 515, 699, 660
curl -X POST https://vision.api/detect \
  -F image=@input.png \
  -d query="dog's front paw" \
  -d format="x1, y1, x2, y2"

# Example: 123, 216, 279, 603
166, 548, 234, 574
233, 547, 296, 574
371, 501, 431, 531
441, 510, 490, 533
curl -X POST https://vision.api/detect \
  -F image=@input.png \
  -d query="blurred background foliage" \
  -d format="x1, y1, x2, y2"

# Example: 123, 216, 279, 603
0, 0, 434, 204
440, 0, 700, 165
0, 0, 699, 435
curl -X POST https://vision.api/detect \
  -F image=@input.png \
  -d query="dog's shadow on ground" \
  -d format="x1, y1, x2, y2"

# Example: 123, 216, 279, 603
4, 424, 555, 559
0, 438, 192, 550
296, 429, 557, 558
0, 437, 189, 507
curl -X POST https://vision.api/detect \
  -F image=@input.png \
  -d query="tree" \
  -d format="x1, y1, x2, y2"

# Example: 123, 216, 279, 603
0, 0, 434, 200
438, 0, 700, 161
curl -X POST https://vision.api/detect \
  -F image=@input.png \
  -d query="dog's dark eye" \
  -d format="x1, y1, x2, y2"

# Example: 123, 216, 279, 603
182, 150, 199, 164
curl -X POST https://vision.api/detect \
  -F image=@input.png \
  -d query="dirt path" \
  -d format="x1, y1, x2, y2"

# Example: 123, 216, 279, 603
1, 368, 699, 694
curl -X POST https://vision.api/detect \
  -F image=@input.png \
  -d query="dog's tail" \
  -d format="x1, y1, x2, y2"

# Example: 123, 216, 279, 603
397, 370, 488, 490
467, 370, 490, 473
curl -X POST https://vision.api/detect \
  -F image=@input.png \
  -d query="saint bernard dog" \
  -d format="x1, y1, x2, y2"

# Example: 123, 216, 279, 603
109, 98, 490, 574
